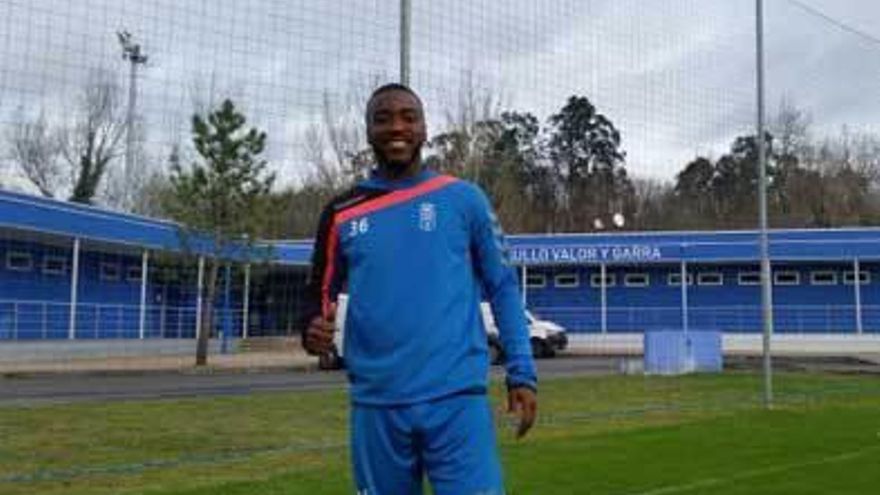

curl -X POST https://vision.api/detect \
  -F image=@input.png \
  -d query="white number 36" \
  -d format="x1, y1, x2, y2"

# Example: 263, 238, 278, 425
349, 218, 369, 236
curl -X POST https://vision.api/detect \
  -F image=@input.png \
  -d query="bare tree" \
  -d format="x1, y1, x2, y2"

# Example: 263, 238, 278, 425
300, 122, 346, 191
771, 97, 812, 159
6, 111, 64, 198
315, 75, 386, 184
101, 118, 150, 211
322, 92, 366, 181
433, 71, 505, 183
58, 72, 127, 204
630, 177, 673, 230
839, 129, 880, 185
129, 158, 173, 218
6, 73, 126, 204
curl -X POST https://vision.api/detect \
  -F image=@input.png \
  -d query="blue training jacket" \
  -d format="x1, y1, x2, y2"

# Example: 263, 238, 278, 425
303, 168, 537, 406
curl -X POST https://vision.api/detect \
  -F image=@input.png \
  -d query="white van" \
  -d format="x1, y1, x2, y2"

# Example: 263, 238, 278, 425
480, 302, 568, 364
316, 294, 568, 370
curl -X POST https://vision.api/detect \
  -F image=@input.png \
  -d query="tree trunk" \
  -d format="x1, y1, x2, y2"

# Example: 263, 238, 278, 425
195, 259, 219, 366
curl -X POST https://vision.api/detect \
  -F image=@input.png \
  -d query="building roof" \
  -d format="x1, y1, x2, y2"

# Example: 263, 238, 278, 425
0, 188, 306, 264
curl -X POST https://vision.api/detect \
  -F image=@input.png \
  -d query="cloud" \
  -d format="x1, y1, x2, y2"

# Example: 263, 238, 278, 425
1, 0, 879, 187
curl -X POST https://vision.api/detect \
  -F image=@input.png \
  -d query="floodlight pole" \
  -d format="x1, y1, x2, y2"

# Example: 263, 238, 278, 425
400, 0, 411, 85
118, 30, 148, 210
756, 0, 774, 409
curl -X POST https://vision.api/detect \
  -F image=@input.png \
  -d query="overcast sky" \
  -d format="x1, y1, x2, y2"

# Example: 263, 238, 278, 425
1, 0, 879, 189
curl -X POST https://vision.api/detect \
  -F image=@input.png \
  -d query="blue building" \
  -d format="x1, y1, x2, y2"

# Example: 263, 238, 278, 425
1, 188, 879, 341
0, 189, 310, 340
508, 230, 878, 334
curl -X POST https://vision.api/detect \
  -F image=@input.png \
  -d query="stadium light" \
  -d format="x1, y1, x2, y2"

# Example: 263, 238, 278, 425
593, 213, 625, 231
117, 30, 148, 211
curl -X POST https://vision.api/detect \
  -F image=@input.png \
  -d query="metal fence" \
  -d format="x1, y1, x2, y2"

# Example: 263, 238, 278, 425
4, 298, 880, 341
0, 299, 309, 340
535, 304, 880, 334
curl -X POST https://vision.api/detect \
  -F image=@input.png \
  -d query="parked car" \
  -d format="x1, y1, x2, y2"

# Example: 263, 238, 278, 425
316, 294, 568, 370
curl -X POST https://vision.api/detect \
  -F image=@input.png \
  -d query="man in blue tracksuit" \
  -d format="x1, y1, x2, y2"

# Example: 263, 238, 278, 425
302, 83, 537, 495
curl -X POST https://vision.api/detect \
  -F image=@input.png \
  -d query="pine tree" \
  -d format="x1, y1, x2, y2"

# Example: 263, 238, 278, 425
165, 99, 276, 366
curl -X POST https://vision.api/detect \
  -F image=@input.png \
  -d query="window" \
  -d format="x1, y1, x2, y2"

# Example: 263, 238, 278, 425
810, 271, 837, 286
590, 273, 616, 288
525, 273, 546, 288
738, 271, 761, 286
697, 272, 723, 286
42, 255, 67, 276
667, 273, 693, 286
554, 273, 579, 288
624, 273, 650, 287
100, 262, 121, 281
843, 270, 871, 285
127, 265, 143, 282
773, 271, 800, 286
6, 251, 32, 272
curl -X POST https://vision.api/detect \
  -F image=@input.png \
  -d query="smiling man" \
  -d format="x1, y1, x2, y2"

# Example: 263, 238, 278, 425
301, 83, 537, 495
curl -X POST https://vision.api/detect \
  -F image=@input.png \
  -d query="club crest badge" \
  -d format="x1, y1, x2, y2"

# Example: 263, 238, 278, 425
419, 202, 436, 232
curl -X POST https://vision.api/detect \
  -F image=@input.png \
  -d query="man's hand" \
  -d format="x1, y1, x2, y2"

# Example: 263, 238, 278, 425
507, 386, 537, 439
302, 304, 336, 355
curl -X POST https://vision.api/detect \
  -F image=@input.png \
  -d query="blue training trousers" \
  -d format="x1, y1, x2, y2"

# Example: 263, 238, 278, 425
351, 393, 504, 495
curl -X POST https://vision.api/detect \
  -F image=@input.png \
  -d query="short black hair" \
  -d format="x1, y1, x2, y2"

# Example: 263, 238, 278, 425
365, 83, 423, 123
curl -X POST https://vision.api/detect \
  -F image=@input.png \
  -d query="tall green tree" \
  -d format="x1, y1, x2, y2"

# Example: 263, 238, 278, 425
546, 96, 629, 231
492, 111, 555, 232
711, 133, 775, 227
673, 156, 716, 228
164, 99, 276, 366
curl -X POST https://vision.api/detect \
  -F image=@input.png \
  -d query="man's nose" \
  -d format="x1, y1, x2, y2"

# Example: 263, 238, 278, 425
389, 115, 407, 132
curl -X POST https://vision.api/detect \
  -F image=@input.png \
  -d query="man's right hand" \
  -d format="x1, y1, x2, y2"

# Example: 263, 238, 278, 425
302, 304, 336, 355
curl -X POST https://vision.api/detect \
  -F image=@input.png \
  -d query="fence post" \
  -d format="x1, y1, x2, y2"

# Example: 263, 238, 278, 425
139, 250, 149, 339
195, 256, 205, 340
600, 263, 607, 334
680, 260, 689, 334
242, 263, 251, 339
68, 237, 80, 340
13, 302, 19, 340
42, 302, 48, 339
160, 302, 166, 338
854, 258, 863, 335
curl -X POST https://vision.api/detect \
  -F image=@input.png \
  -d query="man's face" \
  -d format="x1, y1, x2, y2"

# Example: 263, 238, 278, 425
367, 90, 427, 171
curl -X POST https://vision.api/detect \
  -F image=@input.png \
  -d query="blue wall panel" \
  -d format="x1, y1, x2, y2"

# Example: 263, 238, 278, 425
520, 261, 872, 334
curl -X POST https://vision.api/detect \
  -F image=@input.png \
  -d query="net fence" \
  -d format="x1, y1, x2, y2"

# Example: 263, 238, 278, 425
0, 0, 878, 411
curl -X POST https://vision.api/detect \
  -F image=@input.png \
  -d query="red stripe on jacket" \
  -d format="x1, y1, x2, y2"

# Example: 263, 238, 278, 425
336, 175, 457, 223
320, 174, 458, 318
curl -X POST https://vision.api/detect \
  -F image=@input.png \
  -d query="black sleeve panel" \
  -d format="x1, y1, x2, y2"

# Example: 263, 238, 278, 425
300, 201, 337, 335
299, 187, 385, 334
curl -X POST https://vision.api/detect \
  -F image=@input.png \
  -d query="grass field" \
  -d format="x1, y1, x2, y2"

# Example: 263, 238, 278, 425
2, 372, 879, 494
